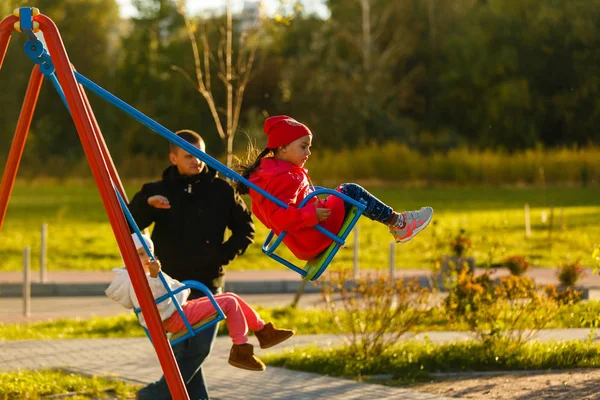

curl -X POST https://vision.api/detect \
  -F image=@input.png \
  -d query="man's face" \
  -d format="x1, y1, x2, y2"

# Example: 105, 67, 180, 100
169, 141, 206, 176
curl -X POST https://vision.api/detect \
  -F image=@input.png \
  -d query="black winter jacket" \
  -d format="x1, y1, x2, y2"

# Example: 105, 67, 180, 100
128, 165, 254, 292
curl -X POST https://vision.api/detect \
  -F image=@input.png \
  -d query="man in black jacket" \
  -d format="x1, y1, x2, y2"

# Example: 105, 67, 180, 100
130, 130, 254, 400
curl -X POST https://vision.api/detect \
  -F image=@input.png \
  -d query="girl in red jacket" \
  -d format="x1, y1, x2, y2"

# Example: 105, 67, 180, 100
237, 115, 433, 261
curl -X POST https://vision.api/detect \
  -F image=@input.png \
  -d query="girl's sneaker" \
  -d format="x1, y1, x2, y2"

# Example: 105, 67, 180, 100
390, 207, 434, 243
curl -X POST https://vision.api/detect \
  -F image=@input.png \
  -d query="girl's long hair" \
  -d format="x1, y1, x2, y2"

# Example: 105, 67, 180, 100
235, 144, 273, 194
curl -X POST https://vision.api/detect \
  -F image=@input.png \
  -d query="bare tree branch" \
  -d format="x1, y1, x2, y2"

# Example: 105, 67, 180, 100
175, 0, 261, 167
233, 45, 257, 135
201, 28, 212, 92
170, 65, 198, 91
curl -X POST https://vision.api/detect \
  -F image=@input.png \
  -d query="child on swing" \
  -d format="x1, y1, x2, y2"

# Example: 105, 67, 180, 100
237, 115, 434, 261
106, 233, 294, 371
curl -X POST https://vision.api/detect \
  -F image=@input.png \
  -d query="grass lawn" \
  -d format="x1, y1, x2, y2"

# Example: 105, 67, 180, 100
1, 182, 599, 272
262, 339, 600, 383
0, 369, 139, 399
2, 302, 600, 340
0, 307, 339, 340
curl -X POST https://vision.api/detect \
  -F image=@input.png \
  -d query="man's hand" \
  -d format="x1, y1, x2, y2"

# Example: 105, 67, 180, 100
148, 195, 171, 209
316, 207, 331, 222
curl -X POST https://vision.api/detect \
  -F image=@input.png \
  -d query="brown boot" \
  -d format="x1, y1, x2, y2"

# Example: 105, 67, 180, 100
254, 322, 295, 349
228, 343, 266, 371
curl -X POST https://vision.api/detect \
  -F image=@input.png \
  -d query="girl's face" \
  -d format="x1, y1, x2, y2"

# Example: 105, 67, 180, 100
136, 247, 152, 271
278, 135, 312, 167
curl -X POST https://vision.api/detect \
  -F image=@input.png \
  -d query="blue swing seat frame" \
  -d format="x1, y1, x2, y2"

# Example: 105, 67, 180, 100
133, 278, 226, 346
115, 186, 226, 347
263, 188, 365, 281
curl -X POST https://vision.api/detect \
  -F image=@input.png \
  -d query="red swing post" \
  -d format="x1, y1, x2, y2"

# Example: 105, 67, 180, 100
0, 10, 189, 400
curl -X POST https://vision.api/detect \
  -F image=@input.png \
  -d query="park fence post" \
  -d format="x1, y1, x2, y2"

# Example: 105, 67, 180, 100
548, 206, 554, 245
40, 223, 47, 283
353, 225, 359, 279
559, 208, 564, 230
524, 203, 531, 238
389, 242, 395, 278
23, 246, 31, 317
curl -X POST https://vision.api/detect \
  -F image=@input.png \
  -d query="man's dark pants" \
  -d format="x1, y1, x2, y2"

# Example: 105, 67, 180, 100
137, 288, 221, 400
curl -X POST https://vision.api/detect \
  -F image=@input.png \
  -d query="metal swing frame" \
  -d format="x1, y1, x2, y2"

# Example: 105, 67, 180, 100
0, 7, 366, 398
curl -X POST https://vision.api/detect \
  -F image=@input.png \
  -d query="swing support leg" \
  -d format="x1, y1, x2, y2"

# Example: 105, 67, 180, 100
0, 65, 43, 230
35, 15, 189, 399
0, 11, 189, 400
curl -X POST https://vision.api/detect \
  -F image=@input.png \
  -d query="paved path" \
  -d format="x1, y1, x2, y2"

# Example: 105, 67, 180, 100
1, 330, 597, 399
2, 267, 600, 286
0, 334, 457, 400
2, 267, 599, 299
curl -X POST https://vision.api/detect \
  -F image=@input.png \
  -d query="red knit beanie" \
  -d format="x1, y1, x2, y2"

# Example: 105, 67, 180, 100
264, 115, 312, 149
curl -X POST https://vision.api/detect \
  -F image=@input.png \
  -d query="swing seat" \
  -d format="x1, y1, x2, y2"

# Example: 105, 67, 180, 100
262, 187, 365, 281
303, 205, 360, 281
133, 279, 226, 347
169, 313, 219, 343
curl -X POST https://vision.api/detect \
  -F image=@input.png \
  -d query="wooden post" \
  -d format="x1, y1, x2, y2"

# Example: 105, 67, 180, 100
548, 206, 554, 245
290, 279, 308, 309
23, 246, 31, 317
389, 242, 395, 278
40, 223, 47, 283
524, 203, 531, 238
353, 225, 359, 279
559, 208, 564, 230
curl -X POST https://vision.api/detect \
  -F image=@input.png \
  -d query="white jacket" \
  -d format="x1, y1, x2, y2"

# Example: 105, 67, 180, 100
105, 268, 190, 328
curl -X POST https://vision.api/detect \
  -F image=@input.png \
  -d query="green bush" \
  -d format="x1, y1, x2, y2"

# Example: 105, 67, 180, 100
557, 259, 585, 287
445, 272, 576, 347
444, 268, 493, 318
450, 230, 472, 258
303, 143, 600, 186
320, 269, 433, 359
503, 256, 530, 276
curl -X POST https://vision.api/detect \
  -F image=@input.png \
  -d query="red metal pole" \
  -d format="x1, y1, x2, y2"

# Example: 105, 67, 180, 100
0, 65, 43, 230
35, 15, 189, 400
0, 15, 17, 69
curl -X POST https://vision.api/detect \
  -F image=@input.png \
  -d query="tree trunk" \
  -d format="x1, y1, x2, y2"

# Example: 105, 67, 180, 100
225, 0, 234, 168
226, 131, 235, 169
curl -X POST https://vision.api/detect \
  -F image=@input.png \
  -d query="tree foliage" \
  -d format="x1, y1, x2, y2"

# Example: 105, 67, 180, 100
1, 0, 599, 174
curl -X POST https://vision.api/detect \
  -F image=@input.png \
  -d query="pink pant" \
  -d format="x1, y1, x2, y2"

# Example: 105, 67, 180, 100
164, 292, 265, 345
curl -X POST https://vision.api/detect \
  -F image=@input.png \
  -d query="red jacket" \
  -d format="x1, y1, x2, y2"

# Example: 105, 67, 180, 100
249, 158, 346, 260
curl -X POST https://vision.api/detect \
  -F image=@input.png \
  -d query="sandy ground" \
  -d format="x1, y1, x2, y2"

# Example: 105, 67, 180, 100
411, 369, 600, 399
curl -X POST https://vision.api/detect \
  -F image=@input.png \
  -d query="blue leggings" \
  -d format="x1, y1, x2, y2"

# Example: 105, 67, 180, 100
337, 183, 394, 223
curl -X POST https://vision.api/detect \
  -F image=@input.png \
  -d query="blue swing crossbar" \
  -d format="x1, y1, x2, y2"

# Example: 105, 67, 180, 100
114, 185, 226, 346
21, 39, 366, 280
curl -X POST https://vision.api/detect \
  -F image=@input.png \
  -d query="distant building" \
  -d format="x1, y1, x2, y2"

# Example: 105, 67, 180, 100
240, 1, 262, 32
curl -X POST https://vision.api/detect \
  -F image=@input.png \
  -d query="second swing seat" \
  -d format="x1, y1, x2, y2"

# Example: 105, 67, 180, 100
169, 313, 219, 343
